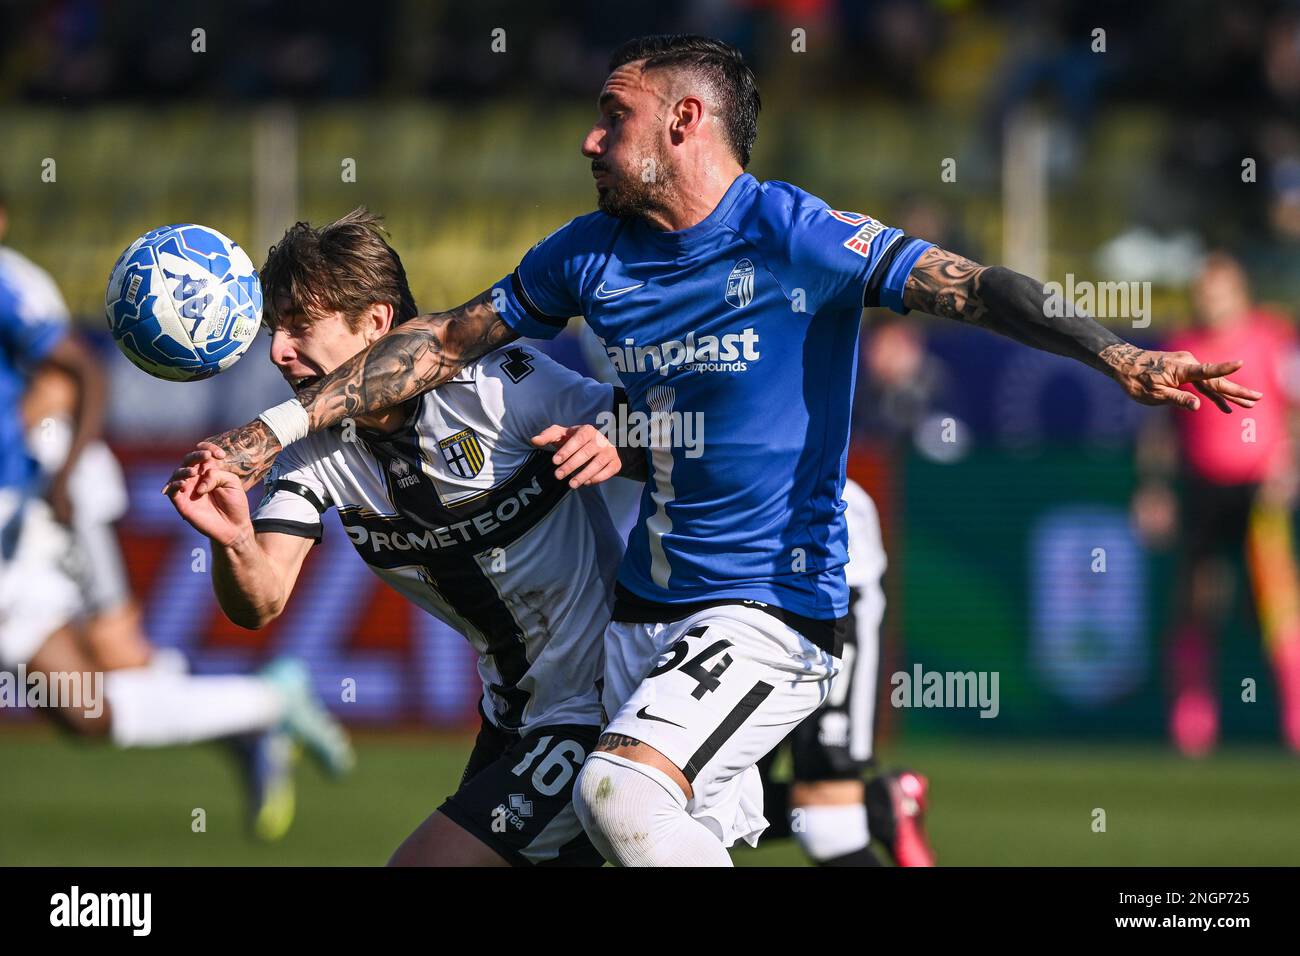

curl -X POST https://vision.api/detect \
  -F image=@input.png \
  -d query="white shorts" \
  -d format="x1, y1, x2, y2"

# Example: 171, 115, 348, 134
602, 604, 839, 848
0, 491, 83, 669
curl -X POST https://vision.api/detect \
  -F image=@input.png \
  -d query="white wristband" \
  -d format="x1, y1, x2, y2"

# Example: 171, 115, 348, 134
258, 399, 311, 448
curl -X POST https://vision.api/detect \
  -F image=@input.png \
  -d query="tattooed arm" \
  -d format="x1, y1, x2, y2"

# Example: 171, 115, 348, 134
902, 246, 1262, 413
198, 289, 518, 488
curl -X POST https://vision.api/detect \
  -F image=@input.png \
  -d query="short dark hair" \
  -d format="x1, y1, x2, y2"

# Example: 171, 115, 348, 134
608, 34, 761, 169
260, 207, 418, 332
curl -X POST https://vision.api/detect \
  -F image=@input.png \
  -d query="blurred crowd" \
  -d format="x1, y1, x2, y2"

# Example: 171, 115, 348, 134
3, 0, 1299, 259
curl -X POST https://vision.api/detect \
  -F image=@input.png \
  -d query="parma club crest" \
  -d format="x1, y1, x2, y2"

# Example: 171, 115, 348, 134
438, 428, 486, 479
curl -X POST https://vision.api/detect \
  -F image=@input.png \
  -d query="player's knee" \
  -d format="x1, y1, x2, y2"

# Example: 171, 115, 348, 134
574, 752, 683, 859
791, 802, 870, 863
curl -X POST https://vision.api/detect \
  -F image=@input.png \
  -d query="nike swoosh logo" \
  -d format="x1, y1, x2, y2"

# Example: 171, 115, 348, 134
594, 281, 645, 300
636, 705, 684, 728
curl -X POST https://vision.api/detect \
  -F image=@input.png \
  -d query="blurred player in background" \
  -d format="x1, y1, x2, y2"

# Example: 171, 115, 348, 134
1133, 252, 1300, 755
169, 209, 644, 866
758, 478, 934, 866
0, 192, 352, 841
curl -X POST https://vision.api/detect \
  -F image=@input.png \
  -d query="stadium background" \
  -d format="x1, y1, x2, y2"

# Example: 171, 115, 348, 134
2, 0, 1299, 864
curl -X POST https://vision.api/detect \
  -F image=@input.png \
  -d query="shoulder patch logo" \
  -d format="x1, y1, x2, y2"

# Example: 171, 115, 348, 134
438, 428, 486, 479
725, 258, 755, 309
499, 347, 535, 383
827, 209, 870, 226
842, 218, 886, 258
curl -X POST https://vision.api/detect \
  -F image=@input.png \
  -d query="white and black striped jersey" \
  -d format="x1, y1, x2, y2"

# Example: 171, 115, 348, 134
251, 344, 624, 733
842, 479, 886, 591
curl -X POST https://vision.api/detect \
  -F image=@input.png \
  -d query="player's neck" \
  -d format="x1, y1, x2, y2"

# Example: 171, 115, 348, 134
355, 406, 408, 434
642, 165, 744, 233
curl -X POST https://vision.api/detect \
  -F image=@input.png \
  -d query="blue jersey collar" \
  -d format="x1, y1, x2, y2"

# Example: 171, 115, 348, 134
635, 173, 757, 252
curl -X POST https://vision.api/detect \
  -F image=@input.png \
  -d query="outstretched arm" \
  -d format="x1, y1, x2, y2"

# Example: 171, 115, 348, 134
200, 289, 518, 488
902, 246, 1262, 412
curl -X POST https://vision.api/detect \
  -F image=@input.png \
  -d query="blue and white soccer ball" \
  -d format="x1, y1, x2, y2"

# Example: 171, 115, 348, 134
105, 223, 263, 381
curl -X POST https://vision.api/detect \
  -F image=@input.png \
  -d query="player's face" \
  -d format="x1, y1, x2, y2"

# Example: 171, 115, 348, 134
582, 62, 674, 217
1193, 260, 1251, 330
268, 301, 374, 393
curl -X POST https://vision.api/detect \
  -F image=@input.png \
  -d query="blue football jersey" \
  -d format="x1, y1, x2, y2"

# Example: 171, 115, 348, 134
0, 247, 70, 490
493, 173, 930, 621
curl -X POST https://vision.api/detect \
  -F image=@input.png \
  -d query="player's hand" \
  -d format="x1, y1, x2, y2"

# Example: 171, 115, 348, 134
1102, 345, 1262, 412
163, 461, 253, 548
192, 421, 282, 491
531, 423, 621, 488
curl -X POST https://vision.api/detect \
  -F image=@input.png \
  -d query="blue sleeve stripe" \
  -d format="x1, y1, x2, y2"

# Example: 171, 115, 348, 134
510, 270, 569, 329
876, 237, 933, 314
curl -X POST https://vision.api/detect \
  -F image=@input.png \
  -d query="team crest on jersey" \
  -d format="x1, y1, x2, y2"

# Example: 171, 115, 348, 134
725, 258, 755, 308
438, 428, 486, 479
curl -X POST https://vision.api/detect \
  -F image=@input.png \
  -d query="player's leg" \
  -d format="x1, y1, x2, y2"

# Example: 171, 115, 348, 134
81, 601, 153, 671
4, 499, 341, 752
1244, 493, 1300, 751
390, 714, 603, 867
574, 606, 837, 867
1166, 478, 1235, 756
786, 582, 885, 867
67, 508, 153, 671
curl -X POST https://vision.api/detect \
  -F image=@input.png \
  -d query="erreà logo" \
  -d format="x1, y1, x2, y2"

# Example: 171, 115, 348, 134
725, 258, 755, 308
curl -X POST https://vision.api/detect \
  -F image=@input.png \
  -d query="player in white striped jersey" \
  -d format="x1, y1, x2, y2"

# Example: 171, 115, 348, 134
757, 479, 935, 866
166, 209, 642, 866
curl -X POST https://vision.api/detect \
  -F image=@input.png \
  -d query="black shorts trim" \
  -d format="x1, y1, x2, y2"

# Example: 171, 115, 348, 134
611, 582, 847, 656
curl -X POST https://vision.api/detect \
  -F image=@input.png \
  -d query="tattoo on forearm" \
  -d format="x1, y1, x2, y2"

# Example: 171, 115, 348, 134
903, 246, 1124, 374
902, 246, 990, 323
294, 290, 518, 431
204, 420, 280, 486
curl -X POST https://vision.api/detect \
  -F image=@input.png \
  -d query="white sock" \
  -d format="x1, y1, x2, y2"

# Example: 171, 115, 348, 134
574, 752, 733, 867
792, 803, 870, 862
105, 668, 286, 748
147, 647, 189, 675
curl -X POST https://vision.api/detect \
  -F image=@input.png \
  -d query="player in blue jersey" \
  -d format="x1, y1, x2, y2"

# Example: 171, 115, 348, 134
190, 36, 1263, 865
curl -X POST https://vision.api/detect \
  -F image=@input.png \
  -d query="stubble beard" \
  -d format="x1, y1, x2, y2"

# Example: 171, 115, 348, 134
596, 143, 674, 220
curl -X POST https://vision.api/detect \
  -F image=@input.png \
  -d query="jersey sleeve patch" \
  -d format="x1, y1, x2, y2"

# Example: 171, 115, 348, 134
251, 517, 324, 542
265, 477, 330, 513
250, 449, 331, 540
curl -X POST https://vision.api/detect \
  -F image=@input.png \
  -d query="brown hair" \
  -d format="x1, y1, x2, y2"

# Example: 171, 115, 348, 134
260, 207, 418, 331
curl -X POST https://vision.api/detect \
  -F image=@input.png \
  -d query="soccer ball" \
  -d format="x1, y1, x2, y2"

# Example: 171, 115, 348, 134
105, 223, 263, 381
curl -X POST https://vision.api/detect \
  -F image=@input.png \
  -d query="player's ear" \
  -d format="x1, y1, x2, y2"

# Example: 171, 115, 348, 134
364, 302, 394, 344
670, 96, 704, 144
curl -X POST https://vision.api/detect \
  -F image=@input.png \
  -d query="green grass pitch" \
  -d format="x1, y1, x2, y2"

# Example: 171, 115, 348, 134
2, 726, 1297, 865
